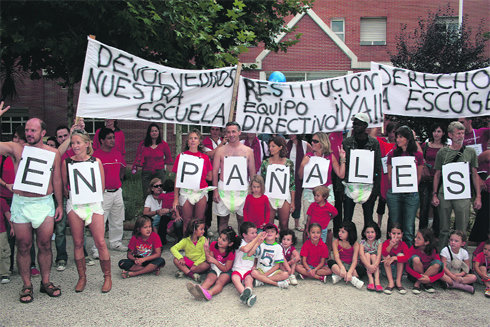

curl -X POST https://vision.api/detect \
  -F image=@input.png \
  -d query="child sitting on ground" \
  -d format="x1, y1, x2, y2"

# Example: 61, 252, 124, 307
171, 219, 210, 282
280, 229, 300, 285
359, 222, 383, 292
473, 239, 490, 298
440, 230, 476, 293
295, 223, 331, 283
382, 223, 408, 295
231, 222, 265, 307
251, 223, 290, 289
0, 198, 12, 284
119, 216, 165, 278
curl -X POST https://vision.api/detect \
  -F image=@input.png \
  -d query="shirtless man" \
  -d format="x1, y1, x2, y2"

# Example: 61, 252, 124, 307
212, 122, 255, 232
0, 102, 63, 303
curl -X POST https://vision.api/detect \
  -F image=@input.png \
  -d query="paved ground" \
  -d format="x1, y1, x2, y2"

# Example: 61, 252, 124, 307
0, 206, 488, 327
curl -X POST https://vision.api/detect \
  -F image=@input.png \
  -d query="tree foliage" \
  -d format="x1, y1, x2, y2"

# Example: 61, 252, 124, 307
388, 6, 489, 139
0, 0, 313, 124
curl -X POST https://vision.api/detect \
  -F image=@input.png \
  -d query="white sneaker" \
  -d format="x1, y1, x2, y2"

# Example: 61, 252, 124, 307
110, 242, 128, 252
56, 260, 66, 271
86, 256, 95, 266
331, 274, 342, 284
350, 276, 364, 289
277, 280, 289, 289
322, 276, 328, 284
289, 275, 298, 285
254, 280, 264, 287
92, 247, 100, 259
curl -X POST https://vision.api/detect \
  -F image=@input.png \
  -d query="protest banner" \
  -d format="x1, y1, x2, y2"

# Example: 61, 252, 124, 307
391, 156, 418, 193
373, 63, 490, 118
175, 154, 204, 190
442, 162, 471, 200
13, 146, 55, 195
348, 149, 374, 184
222, 156, 248, 191
67, 161, 104, 204
77, 37, 236, 127
302, 156, 330, 188
264, 164, 290, 200
236, 71, 384, 134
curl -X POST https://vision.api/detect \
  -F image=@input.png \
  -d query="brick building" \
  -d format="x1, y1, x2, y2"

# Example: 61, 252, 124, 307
1, 0, 488, 164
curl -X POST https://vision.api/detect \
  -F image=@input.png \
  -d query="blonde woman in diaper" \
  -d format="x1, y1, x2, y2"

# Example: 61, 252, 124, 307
62, 129, 111, 293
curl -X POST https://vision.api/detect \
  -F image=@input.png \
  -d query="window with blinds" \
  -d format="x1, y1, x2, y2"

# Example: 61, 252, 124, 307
360, 17, 387, 45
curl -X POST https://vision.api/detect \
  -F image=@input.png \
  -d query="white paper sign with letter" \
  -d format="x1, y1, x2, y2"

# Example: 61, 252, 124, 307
175, 154, 203, 190
391, 156, 418, 193
348, 149, 374, 184
222, 156, 248, 191
68, 161, 104, 205
302, 156, 330, 188
442, 162, 471, 200
13, 146, 55, 195
265, 164, 290, 200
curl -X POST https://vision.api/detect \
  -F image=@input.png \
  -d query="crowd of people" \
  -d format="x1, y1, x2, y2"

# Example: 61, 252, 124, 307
0, 101, 489, 305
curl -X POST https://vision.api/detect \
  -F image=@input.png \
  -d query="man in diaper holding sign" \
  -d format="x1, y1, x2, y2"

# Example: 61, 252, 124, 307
0, 102, 63, 303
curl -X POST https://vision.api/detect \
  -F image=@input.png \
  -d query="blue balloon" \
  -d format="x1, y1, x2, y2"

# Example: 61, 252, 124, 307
268, 71, 286, 83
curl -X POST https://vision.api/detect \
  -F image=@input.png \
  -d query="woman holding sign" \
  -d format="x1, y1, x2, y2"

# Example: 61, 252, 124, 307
172, 130, 213, 234
386, 126, 424, 248
260, 136, 295, 231
298, 132, 346, 242
62, 130, 112, 293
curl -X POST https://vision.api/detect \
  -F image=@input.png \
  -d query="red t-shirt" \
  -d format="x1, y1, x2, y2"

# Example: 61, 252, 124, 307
381, 239, 408, 257
243, 194, 270, 229
209, 241, 235, 267
463, 128, 490, 149
61, 148, 75, 164
172, 151, 212, 189
128, 232, 162, 258
377, 137, 396, 199
92, 148, 126, 189
329, 131, 343, 161
93, 129, 126, 157
473, 251, 489, 269
158, 192, 174, 209
0, 156, 15, 198
140, 142, 173, 172
300, 239, 329, 267
398, 246, 443, 283
306, 201, 338, 229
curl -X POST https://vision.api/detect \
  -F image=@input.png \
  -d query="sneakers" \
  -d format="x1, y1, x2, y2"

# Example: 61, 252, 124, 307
240, 287, 252, 304
186, 282, 204, 300
192, 273, 201, 283
322, 276, 328, 284
277, 280, 289, 289
56, 260, 66, 272
1, 275, 10, 284
92, 247, 100, 259
30, 267, 40, 277
412, 286, 422, 294
247, 294, 257, 307
289, 274, 298, 285
350, 276, 364, 289
331, 274, 342, 284
485, 288, 490, 298
298, 274, 306, 280
254, 279, 264, 287
86, 256, 95, 266
110, 242, 128, 252
423, 283, 435, 293
384, 286, 394, 295
175, 271, 185, 278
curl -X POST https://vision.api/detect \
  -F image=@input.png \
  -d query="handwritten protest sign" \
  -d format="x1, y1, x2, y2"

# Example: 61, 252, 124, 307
67, 161, 104, 204
373, 63, 490, 118
302, 156, 330, 188
442, 162, 471, 200
391, 156, 418, 193
236, 71, 384, 134
222, 156, 248, 191
265, 164, 290, 200
13, 146, 55, 195
175, 154, 203, 190
348, 149, 374, 184
77, 37, 236, 127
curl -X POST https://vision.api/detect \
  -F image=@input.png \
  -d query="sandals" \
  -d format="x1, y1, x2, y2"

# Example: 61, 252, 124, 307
40, 282, 61, 297
121, 270, 131, 279
19, 285, 34, 303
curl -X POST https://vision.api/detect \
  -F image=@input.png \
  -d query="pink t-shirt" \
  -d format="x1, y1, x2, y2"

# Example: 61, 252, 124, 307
172, 151, 212, 189
329, 132, 343, 161
463, 128, 490, 149
305, 152, 334, 186
140, 142, 173, 172
128, 232, 162, 258
92, 148, 126, 189
422, 144, 442, 177
209, 241, 235, 266
93, 129, 126, 157
300, 239, 329, 267
0, 156, 14, 198
306, 201, 338, 229
338, 243, 354, 264
243, 194, 270, 229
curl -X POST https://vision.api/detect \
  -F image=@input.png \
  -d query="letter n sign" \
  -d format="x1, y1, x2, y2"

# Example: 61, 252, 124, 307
68, 161, 103, 204
442, 162, 471, 200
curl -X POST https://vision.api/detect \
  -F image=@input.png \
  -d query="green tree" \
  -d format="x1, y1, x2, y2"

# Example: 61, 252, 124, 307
1, 0, 312, 125
388, 6, 489, 139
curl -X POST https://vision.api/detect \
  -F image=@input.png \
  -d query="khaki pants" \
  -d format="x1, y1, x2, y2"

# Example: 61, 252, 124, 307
0, 232, 10, 276
437, 191, 470, 251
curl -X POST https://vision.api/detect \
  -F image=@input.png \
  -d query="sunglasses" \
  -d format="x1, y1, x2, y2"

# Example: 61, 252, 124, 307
152, 184, 163, 188
311, 139, 320, 144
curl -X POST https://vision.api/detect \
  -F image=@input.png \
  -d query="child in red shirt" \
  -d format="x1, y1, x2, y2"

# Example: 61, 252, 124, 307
396, 229, 443, 294
473, 239, 490, 298
305, 185, 338, 250
243, 175, 270, 230
382, 223, 408, 295
295, 223, 331, 282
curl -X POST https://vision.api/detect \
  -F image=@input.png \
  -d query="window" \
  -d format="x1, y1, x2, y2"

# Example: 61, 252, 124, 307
268, 71, 348, 82
435, 16, 459, 34
174, 124, 211, 135
0, 109, 29, 142
331, 19, 345, 42
360, 17, 386, 45
83, 118, 104, 135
